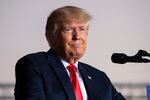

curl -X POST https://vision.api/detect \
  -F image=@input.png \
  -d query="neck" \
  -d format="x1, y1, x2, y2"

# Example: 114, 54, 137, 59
54, 50, 81, 64
59, 55, 79, 64
66, 58, 78, 64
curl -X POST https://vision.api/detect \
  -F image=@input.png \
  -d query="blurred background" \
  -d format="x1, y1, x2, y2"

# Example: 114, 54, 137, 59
0, 0, 150, 100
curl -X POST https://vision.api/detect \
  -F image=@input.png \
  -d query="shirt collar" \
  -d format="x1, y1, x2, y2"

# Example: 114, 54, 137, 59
60, 58, 78, 69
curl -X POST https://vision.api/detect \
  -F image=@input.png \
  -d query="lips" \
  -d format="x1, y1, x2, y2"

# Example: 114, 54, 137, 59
71, 43, 83, 47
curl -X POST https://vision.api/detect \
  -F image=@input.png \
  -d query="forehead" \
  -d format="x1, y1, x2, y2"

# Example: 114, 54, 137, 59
62, 21, 88, 27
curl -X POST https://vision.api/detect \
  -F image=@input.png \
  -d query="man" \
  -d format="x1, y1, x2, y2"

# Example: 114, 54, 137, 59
15, 6, 126, 100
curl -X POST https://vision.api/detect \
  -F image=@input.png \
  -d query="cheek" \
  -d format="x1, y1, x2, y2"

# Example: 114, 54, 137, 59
54, 34, 65, 48
58, 34, 71, 48
62, 33, 73, 42
83, 35, 87, 44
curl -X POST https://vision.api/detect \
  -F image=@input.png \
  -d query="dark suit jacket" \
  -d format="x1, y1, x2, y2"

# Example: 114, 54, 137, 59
15, 49, 126, 100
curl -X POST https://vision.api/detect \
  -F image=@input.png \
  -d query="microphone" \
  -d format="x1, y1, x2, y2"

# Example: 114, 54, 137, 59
111, 50, 150, 64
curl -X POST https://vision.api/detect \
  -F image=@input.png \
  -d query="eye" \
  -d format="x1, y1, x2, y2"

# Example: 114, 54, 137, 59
63, 27, 73, 33
79, 27, 87, 32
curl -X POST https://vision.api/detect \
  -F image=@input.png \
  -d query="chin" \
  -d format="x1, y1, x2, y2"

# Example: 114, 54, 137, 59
67, 47, 86, 57
75, 50, 85, 57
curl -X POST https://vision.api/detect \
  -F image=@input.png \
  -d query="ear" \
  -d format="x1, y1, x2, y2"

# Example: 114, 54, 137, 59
46, 33, 56, 47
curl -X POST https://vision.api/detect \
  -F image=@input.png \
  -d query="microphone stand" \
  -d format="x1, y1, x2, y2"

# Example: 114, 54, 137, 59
129, 50, 150, 63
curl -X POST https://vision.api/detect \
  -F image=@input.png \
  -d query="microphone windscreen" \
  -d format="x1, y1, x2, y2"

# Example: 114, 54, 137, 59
111, 53, 127, 64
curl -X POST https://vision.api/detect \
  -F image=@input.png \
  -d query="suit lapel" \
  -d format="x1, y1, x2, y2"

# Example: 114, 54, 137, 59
78, 63, 101, 100
46, 49, 76, 100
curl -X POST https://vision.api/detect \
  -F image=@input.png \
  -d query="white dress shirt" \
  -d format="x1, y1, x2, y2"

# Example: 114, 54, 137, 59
61, 59, 88, 100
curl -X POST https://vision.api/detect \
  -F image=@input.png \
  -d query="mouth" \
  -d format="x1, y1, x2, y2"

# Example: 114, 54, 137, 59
71, 43, 82, 47
69, 40, 85, 48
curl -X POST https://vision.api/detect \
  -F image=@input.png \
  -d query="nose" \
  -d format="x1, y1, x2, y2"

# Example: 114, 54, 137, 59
72, 28, 80, 40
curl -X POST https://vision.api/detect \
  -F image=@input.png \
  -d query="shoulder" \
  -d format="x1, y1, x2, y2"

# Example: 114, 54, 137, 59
79, 62, 108, 78
17, 51, 46, 63
79, 62, 103, 72
15, 51, 47, 70
79, 62, 112, 86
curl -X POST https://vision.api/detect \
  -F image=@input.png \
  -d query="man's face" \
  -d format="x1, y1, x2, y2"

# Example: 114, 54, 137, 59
53, 21, 88, 62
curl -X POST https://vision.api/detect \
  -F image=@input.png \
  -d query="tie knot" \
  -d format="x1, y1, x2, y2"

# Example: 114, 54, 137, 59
67, 64, 77, 73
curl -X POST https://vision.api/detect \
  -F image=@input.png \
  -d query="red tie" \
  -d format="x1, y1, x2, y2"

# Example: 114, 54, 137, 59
67, 64, 83, 100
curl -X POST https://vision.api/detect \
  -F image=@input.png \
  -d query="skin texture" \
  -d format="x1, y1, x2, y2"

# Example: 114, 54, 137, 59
51, 21, 88, 64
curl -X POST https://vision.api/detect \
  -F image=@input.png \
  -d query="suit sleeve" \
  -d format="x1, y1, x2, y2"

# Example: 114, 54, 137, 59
102, 72, 126, 100
111, 85, 126, 100
15, 55, 46, 100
